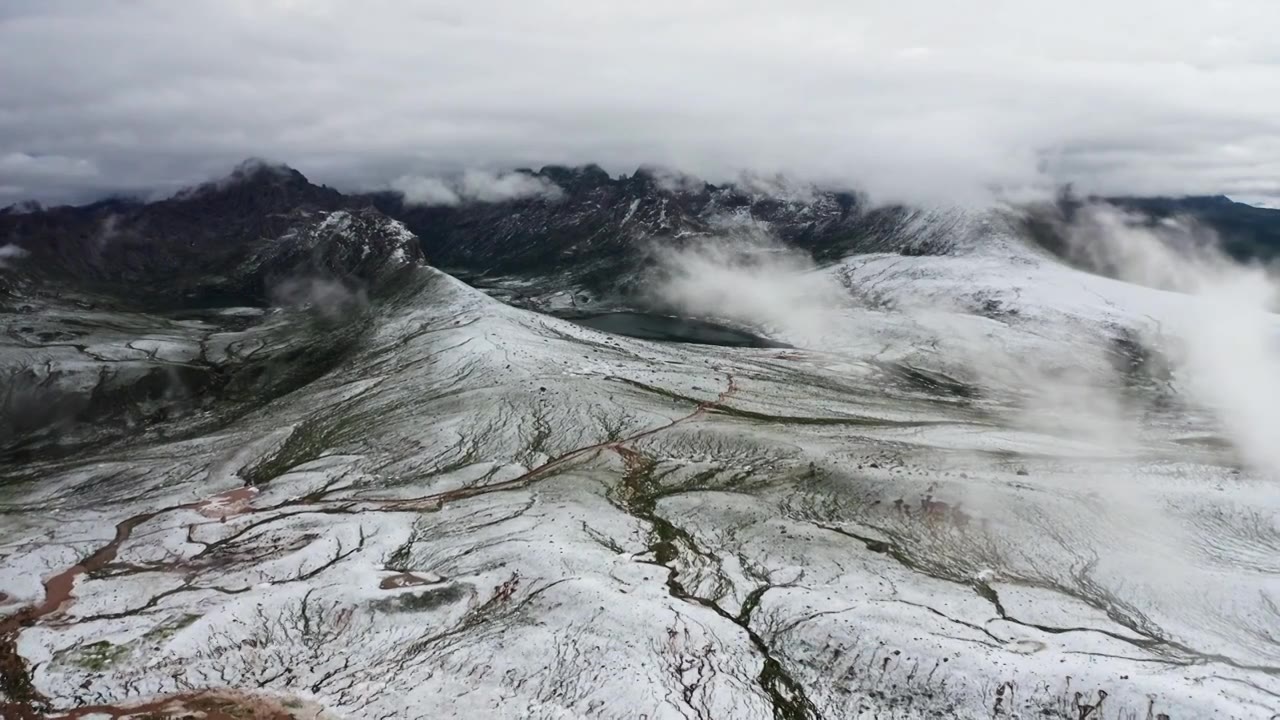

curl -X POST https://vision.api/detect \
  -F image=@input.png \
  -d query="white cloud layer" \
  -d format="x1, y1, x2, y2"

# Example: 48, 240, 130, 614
457, 170, 563, 204
0, 244, 30, 269
390, 170, 563, 206
389, 176, 461, 207
0, 152, 98, 182
2, 0, 1280, 205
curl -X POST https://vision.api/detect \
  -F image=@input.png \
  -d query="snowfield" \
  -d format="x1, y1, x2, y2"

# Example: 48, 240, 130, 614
2, 225, 1279, 718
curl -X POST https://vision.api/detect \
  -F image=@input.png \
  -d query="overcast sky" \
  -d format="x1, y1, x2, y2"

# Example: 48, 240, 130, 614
2, 0, 1280, 206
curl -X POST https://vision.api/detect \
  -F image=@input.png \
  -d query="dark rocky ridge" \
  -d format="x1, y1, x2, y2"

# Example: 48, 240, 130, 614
0, 160, 420, 310
0, 161, 966, 320
0, 161, 426, 464
359, 165, 957, 302
1020, 191, 1280, 273
7, 160, 1279, 311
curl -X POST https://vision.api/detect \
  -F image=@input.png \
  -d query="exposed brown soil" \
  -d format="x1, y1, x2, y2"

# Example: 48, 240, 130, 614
47, 688, 311, 719
0, 487, 262, 718
379, 572, 434, 590
1, 375, 740, 718
193, 487, 259, 519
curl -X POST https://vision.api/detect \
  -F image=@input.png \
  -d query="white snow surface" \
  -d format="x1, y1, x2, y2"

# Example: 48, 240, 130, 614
3, 237, 1279, 719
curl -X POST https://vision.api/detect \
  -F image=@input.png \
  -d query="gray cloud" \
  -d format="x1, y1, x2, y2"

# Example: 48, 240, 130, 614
457, 170, 563, 204
391, 170, 563, 206
2, 1, 1280, 206
0, 153, 99, 196
390, 176, 461, 207
0, 244, 29, 270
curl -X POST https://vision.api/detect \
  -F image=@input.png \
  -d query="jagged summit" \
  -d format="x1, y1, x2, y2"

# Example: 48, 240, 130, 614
230, 157, 307, 183
0, 199, 45, 216
530, 163, 613, 193
1018, 190, 1280, 266
168, 158, 340, 206
0, 160, 419, 307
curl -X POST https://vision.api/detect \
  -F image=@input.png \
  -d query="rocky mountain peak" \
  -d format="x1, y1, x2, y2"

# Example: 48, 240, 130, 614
533, 164, 613, 194
0, 161, 421, 308
168, 159, 341, 209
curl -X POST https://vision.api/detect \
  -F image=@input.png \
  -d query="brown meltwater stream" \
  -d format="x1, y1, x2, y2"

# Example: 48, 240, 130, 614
0, 374, 740, 717
1, 485, 261, 718
2, 509, 169, 716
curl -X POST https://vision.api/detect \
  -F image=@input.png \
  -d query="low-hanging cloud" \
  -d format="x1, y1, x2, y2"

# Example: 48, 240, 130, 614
0, 152, 99, 181
459, 170, 563, 203
0, 244, 29, 270
1060, 205, 1280, 472
3, 1, 1280, 206
269, 276, 368, 322
648, 208, 1280, 474
390, 176, 461, 207
643, 219, 847, 340
391, 170, 562, 207
645, 167, 705, 196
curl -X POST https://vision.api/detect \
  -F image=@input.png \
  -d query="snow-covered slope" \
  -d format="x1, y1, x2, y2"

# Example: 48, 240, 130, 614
3, 246, 1277, 718
0, 204, 423, 462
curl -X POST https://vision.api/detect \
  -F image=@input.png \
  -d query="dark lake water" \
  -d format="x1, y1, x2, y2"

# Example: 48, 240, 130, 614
568, 312, 788, 348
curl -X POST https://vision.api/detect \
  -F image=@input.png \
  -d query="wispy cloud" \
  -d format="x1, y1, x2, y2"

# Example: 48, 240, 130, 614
1058, 205, 1280, 471
0, 244, 29, 270
391, 170, 562, 207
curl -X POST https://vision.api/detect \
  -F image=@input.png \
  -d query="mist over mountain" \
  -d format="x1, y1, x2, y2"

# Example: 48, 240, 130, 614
8, 160, 1280, 308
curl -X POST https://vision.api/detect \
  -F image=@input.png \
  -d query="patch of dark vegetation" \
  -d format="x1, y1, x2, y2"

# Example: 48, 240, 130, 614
1171, 435, 1234, 450
610, 375, 975, 430
873, 361, 980, 400
241, 406, 357, 486
0, 631, 47, 718
1108, 326, 1175, 390
372, 583, 470, 613
566, 311, 789, 349
709, 403, 967, 428
607, 449, 818, 719
0, 304, 371, 473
